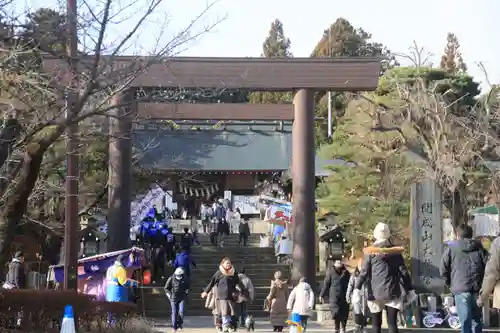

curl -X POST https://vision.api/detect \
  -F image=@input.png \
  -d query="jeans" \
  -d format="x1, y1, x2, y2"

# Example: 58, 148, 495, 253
455, 292, 482, 333
171, 300, 185, 329
239, 302, 248, 324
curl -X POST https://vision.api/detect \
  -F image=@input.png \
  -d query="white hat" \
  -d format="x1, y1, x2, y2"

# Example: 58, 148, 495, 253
174, 267, 185, 276
373, 222, 391, 241
333, 260, 343, 268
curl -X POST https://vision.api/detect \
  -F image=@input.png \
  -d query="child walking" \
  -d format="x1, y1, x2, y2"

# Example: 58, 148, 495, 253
287, 277, 315, 331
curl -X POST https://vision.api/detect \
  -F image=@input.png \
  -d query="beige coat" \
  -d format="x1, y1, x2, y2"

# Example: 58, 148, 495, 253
267, 279, 288, 326
481, 237, 500, 308
286, 282, 314, 316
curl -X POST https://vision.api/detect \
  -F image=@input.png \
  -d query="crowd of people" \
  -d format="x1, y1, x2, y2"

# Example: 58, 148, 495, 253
184, 220, 500, 333
200, 199, 251, 247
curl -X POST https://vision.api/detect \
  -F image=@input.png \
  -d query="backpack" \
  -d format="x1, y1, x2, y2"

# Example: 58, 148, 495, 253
166, 233, 175, 245
181, 234, 192, 248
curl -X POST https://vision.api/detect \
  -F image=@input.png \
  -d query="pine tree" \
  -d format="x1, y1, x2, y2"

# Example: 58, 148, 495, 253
249, 19, 292, 103
262, 19, 291, 57
440, 32, 467, 74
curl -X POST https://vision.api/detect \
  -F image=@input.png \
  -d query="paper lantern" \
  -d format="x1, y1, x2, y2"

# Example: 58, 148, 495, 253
143, 270, 152, 285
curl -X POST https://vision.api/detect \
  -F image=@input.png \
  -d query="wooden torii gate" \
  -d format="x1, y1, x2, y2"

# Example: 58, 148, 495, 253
48, 56, 381, 283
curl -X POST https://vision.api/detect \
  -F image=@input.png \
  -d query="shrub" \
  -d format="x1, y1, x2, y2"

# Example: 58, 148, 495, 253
0, 289, 139, 333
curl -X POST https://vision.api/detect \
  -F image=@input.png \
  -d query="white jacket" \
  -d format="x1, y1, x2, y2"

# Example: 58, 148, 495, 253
287, 282, 315, 315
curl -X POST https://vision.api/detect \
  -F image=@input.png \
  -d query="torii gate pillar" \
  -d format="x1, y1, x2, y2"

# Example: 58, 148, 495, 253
291, 89, 316, 285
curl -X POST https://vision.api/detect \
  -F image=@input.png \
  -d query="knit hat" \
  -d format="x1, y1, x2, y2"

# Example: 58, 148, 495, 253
373, 222, 391, 242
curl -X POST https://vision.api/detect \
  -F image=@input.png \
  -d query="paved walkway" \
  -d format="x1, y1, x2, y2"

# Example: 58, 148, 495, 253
151, 316, 346, 332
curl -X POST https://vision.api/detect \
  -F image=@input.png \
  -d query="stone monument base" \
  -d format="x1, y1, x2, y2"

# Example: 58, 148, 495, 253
315, 304, 332, 323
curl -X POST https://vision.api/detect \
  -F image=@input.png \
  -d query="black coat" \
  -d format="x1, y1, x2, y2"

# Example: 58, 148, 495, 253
319, 266, 351, 320
355, 241, 412, 301
440, 238, 488, 294
204, 268, 245, 301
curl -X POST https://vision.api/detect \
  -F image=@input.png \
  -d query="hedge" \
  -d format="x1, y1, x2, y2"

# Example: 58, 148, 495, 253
0, 289, 141, 333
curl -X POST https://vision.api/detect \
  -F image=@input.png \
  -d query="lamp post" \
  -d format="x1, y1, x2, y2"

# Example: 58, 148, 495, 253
63, 0, 79, 290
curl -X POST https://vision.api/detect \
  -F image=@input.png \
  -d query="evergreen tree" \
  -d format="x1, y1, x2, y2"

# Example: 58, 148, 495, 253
312, 18, 396, 145
249, 19, 292, 104
22, 8, 67, 53
262, 19, 292, 57
440, 32, 467, 74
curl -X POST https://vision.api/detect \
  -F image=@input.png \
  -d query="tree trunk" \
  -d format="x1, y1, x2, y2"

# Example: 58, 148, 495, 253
444, 184, 468, 229
0, 147, 48, 275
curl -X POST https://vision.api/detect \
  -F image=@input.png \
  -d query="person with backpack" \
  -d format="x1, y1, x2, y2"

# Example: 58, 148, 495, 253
164, 267, 190, 332
180, 228, 194, 253
164, 227, 176, 265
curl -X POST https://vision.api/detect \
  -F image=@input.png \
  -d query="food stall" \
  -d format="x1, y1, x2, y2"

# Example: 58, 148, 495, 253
47, 247, 146, 300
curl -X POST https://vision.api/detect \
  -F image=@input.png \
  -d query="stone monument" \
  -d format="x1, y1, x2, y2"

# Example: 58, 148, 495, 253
410, 178, 445, 295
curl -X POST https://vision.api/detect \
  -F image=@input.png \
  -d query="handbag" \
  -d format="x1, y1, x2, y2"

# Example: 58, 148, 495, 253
263, 299, 271, 312
205, 291, 216, 310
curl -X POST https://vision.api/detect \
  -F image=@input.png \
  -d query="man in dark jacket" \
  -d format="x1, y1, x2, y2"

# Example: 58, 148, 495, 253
164, 267, 190, 332
440, 224, 487, 333
3, 251, 25, 289
180, 228, 194, 253
238, 219, 251, 247
319, 260, 351, 333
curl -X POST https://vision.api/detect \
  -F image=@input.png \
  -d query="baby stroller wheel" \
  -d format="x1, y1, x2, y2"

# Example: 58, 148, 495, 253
448, 316, 461, 329
422, 315, 436, 328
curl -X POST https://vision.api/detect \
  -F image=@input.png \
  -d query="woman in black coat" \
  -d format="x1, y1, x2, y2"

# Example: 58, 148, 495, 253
319, 260, 351, 333
354, 222, 413, 333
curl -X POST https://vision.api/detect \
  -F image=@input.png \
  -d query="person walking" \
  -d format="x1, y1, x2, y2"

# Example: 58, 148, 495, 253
232, 208, 242, 234
347, 260, 368, 333
173, 247, 196, 281
201, 257, 246, 332
287, 277, 315, 331
180, 228, 194, 254
236, 268, 255, 327
201, 202, 213, 234
238, 218, 251, 247
478, 231, 500, 323
165, 227, 176, 264
164, 267, 190, 332
266, 270, 289, 332
3, 251, 25, 290
319, 260, 351, 333
441, 224, 487, 333
353, 222, 414, 333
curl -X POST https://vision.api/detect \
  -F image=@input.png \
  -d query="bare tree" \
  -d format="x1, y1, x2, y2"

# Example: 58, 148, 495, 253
0, 0, 223, 270
362, 67, 493, 228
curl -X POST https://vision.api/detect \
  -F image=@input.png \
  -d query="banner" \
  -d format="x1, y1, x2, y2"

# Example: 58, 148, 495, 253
267, 203, 292, 226
130, 185, 165, 227
232, 195, 260, 215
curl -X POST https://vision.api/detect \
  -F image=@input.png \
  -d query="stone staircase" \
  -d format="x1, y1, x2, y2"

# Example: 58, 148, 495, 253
139, 232, 290, 319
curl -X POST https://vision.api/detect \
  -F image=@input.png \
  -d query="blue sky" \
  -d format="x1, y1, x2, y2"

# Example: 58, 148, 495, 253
25, 0, 499, 90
